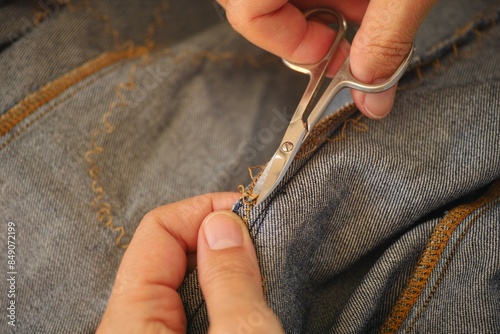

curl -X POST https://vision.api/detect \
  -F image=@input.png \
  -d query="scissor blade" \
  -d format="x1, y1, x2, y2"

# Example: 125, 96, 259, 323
253, 120, 306, 205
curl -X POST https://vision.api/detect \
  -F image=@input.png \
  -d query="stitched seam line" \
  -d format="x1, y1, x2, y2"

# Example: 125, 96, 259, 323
404, 197, 500, 333
0, 68, 115, 152
237, 103, 362, 226
379, 179, 500, 333
0, 48, 148, 145
410, 8, 500, 70
82, 0, 171, 249
405, 7, 500, 83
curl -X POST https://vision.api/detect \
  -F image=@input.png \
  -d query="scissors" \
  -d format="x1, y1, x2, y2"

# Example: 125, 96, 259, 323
252, 8, 414, 206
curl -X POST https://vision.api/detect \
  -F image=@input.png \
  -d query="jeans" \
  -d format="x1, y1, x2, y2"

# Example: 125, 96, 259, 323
0, 0, 300, 332
0, 0, 499, 333
181, 0, 500, 333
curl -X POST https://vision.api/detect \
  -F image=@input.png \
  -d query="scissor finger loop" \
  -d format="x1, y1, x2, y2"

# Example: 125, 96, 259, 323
282, 8, 347, 75
252, 8, 414, 206
282, 8, 348, 129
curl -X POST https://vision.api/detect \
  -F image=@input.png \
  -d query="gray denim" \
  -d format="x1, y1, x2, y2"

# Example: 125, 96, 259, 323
0, 0, 302, 332
0, 0, 499, 333
182, 0, 500, 333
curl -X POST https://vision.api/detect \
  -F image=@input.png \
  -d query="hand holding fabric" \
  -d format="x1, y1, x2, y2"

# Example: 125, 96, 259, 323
97, 193, 283, 333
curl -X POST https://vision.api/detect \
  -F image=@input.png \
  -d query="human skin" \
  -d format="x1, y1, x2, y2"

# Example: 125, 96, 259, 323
216, 0, 436, 119
97, 192, 284, 333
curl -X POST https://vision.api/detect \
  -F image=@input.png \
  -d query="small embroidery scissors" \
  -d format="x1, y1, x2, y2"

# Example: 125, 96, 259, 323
253, 8, 414, 205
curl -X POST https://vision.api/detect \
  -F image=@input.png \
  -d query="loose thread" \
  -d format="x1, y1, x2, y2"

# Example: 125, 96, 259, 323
296, 104, 364, 159
237, 165, 266, 226
83, 0, 170, 248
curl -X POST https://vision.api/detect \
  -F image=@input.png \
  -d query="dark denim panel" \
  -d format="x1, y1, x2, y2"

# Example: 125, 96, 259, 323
0, 11, 304, 334
230, 8, 500, 334
0, 0, 498, 333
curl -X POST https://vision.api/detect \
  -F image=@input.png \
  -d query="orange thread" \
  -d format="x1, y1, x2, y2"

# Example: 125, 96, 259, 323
84, 61, 139, 249
380, 179, 500, 333
295, 103, 363, 159
405, 199, 500, 333
0, 51, 141, 150
237, 165, 267, 226
82, 0, 171, 248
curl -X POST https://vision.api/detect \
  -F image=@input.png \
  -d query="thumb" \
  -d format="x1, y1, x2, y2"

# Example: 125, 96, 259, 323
350, 0, 436, 119
197, 211, 283, 333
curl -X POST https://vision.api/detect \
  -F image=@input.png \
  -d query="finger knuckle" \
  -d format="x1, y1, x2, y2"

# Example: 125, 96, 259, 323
202, 255, 258, 286
355, 30, 412, 76
224, 2, 246, 32
137, 211, 159, 231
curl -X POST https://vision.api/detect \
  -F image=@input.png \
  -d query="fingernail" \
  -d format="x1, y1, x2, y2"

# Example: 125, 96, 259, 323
204, 212, 243, 250
363, 83, 397, 119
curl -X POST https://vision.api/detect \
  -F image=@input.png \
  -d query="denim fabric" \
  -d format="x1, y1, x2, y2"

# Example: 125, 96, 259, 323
230, 6, 500, 334
0, 0, 499, 334
0, 1, 305, 332
180, 1, 500, 333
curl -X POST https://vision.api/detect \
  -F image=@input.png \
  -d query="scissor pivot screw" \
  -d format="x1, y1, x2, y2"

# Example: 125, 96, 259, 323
281, 142, 294, 152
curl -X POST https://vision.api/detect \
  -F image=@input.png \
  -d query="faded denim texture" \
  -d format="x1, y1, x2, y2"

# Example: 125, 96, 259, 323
0, 0, 499, 333
230, 5, 500, 334
0, 0, 302, 332
183, 0, 500, 333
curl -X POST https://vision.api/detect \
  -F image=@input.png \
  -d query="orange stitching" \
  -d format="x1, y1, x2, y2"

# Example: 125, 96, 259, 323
84, 63, 139, 249
0, 50, 142, 150
295, 103, 364, 159
82, 0, 171, 248
380, 179, 500, 333
238, 165, 266, 226
404, 198, 500, 333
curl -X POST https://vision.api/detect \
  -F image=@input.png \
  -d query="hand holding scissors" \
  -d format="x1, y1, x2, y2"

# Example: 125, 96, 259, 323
216, 0, 435, 118
252, 9, 414, 205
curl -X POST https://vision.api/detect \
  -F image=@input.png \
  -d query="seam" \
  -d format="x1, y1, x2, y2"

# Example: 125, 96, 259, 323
82, 0, 171, 249
379, 179, 500, 333
402, 7, 500, 87
296, 104, 366, 159
84, 62, 139, 249
236, 7, 500, 229
405, 197, 500, 333
237, 103, 363, 226
0, 49, 146, 151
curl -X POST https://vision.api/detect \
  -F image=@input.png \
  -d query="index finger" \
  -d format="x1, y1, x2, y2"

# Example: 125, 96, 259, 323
98, 192, 240, 333
118, 192, 240, 291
